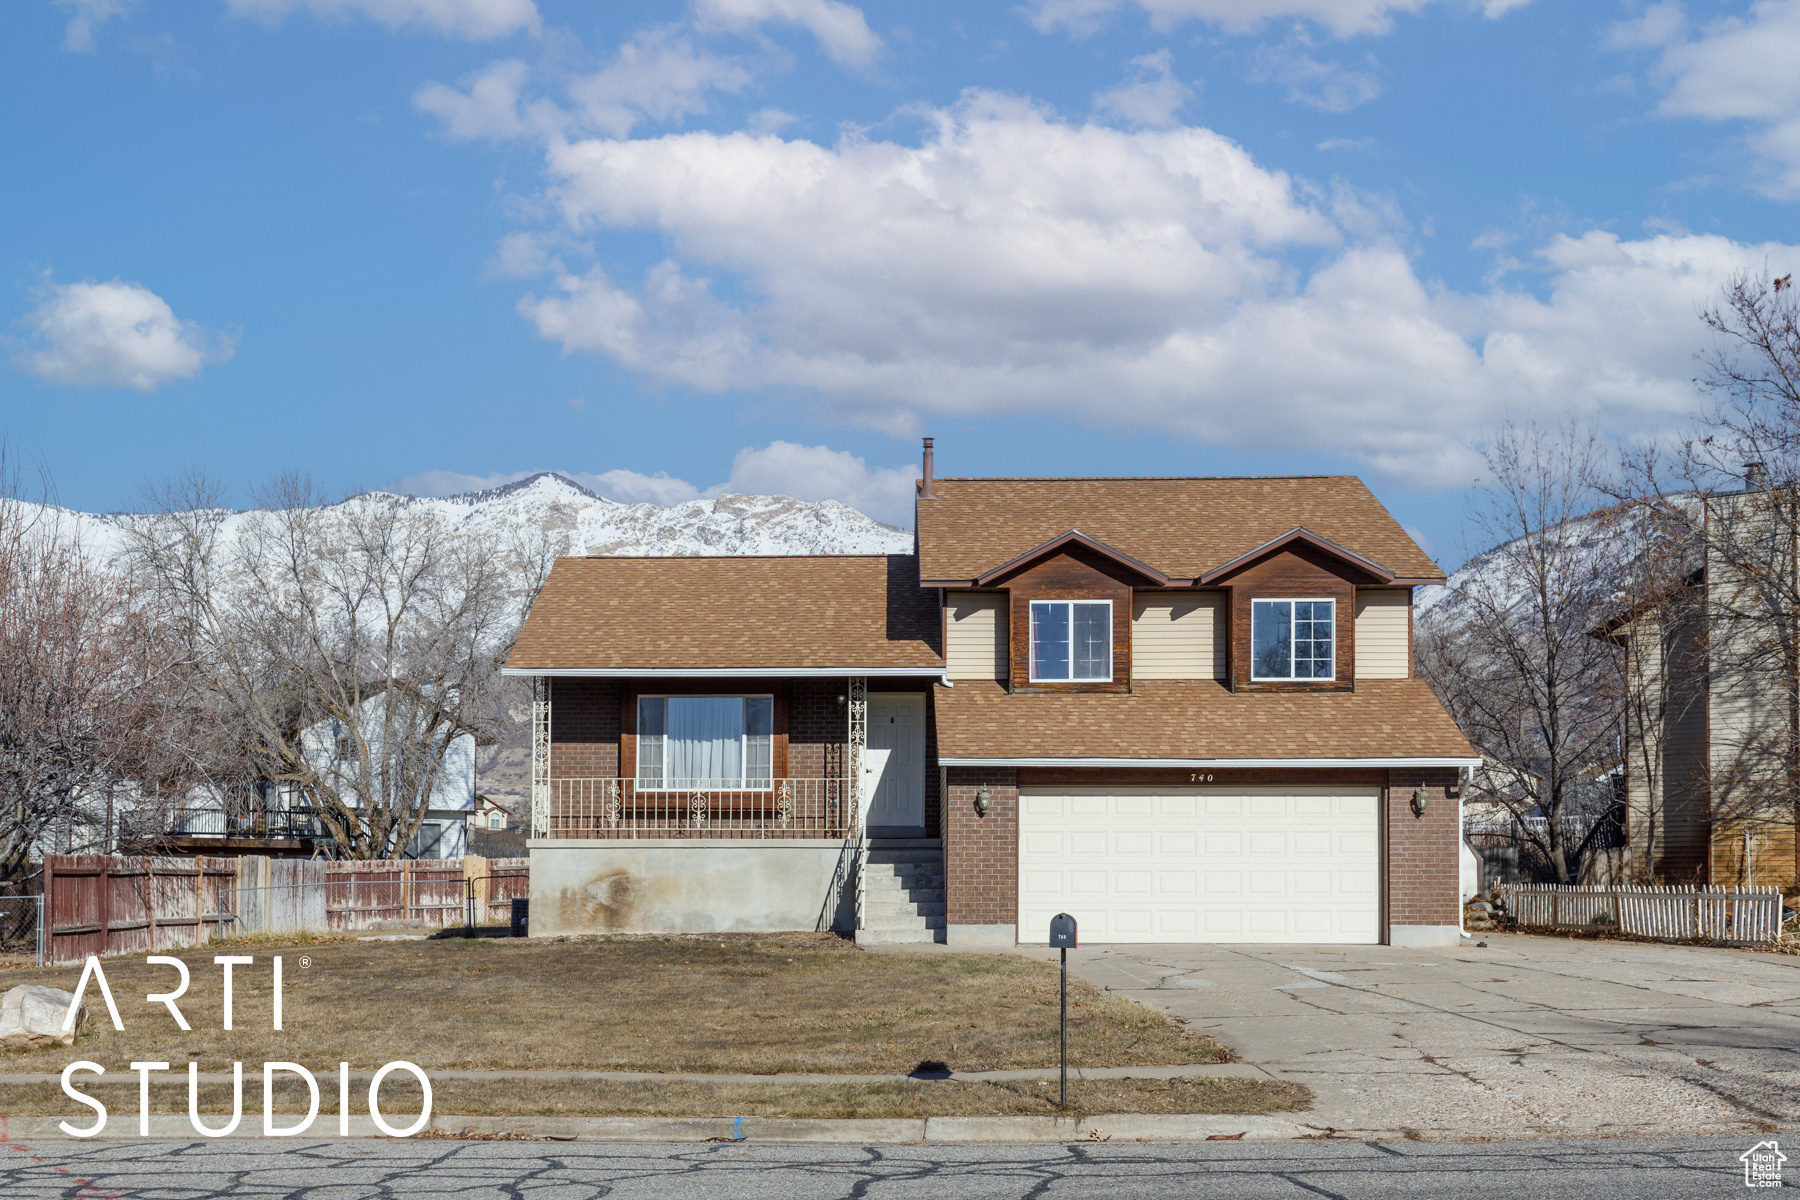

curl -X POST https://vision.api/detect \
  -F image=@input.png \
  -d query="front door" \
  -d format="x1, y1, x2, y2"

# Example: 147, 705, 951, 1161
864, 693, 926, 833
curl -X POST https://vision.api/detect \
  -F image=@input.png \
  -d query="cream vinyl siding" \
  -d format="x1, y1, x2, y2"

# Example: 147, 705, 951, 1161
1622, 612, 1709, 881
946, 592, 1008, 681
1353, 590, 1412, 679
1131, 593, 1225, 680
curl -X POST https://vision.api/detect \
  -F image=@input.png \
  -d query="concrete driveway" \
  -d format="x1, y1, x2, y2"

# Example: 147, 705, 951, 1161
1057, 934, 1800, 1140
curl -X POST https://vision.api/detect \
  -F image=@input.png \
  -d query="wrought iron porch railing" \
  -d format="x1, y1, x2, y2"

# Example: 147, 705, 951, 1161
539, 777, 857, 839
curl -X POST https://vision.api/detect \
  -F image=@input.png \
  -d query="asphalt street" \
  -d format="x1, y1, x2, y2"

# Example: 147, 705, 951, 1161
0, 1136, 1768, 1199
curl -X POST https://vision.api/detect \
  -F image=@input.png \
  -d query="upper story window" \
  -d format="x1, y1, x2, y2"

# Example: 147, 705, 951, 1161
638, 695, 773, 788
1251, 599, 1335, 681
1030, 599, 1112, 682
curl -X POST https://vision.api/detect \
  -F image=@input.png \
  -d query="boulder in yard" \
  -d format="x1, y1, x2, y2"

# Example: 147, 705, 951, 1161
0, 984, 86, 1050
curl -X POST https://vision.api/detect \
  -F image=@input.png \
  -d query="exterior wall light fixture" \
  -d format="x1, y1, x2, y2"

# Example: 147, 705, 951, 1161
974, 786, 993, 817
1410, 787, 1431, 817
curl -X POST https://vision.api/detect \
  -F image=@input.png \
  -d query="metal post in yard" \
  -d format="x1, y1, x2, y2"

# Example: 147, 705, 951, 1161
1048, 913, 1077, 1108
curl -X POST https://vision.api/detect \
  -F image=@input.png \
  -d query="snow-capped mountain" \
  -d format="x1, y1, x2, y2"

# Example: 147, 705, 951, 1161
415, 472, 911, 557
24, 471, 912, 566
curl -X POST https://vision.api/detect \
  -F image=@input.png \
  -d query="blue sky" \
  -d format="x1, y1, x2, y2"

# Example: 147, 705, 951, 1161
3, 0, 1797, 566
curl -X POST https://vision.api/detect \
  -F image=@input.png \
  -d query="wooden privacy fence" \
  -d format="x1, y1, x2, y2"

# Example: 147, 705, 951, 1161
43, 855, 238, 965
1503, 883, 1788, 944
235, 856, 531, 934
45, 854, 533, 961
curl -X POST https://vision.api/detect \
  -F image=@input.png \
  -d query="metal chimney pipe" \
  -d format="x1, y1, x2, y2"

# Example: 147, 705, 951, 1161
920, 437, 937, 499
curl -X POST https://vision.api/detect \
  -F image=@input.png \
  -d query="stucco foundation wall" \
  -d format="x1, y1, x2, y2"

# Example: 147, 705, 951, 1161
529, 840, 855, 935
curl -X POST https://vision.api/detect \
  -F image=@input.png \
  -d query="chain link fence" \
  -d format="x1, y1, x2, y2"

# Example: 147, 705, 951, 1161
0, 895, 44, 967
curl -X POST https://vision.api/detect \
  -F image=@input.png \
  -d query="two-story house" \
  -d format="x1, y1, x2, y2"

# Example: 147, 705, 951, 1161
1600, 483, 1800, 890
505, 444, 1479, 947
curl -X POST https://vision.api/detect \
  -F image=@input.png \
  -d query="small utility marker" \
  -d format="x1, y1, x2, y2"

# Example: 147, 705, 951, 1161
1048, 912, 1078, 1107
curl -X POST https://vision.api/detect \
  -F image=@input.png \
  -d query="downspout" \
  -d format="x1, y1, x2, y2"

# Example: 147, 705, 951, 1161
1459, 764, 1469, 940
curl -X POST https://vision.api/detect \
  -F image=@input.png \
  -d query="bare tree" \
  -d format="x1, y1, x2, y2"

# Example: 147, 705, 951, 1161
126, 475, 518, 859
1418, 421, 1625, 883
0, 452, 198, 884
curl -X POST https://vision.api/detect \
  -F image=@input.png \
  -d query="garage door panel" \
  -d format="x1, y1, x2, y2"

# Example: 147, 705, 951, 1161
1115, 831, 1153, 856
1159, 832, 1197, 856
1017, 786, 1381, 945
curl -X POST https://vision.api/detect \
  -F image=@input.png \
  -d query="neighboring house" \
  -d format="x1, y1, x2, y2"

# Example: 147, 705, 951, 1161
1599, 486, 1799, 890
470, 795, 513, 833
166, 692, 481, 860
292, 695, 482, 860
506, 445, 1479, 946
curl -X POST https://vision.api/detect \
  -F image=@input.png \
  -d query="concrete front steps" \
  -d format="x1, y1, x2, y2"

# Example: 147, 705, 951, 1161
855, 838, 945, 946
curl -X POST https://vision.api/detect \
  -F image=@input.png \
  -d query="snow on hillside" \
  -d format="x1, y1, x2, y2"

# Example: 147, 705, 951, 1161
23, 471, 912, 568
413, 472, 911, 557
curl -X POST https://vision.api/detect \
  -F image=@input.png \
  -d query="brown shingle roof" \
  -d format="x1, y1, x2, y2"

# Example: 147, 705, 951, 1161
916, 477, 1442, 584
506, 554, 944, 673
936, 678, 1476, 761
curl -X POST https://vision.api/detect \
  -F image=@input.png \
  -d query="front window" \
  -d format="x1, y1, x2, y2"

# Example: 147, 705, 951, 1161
487, 812, 504, 830
1030, 600, 1112, 682
637, 695, 774, 788
1252, 599, 1335, 680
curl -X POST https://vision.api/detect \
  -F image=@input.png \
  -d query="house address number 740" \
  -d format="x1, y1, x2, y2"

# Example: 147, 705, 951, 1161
1188, 773, 1215, 782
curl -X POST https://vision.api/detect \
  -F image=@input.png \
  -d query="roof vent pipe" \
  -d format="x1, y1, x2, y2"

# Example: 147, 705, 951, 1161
1745, 460, 1768, 491
920, 437, 937, 499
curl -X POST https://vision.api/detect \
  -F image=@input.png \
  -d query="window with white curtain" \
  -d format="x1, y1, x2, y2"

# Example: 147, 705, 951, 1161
636, 695, 774, 788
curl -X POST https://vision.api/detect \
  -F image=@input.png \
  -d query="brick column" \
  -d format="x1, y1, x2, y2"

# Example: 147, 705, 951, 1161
943, 766, 1018, 944
1386, 768, 1463, 946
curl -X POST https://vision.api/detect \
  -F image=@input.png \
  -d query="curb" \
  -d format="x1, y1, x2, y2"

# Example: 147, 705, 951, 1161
0, 1112, 1311, 1144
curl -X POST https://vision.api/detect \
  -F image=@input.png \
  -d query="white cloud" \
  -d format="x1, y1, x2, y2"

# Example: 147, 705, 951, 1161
389, 441, 912, 521
1022, 0, 1527, 39
1605, 0, 1685, 49
414, 59, 546, 140
566, 30, 754, 138
56, 0, 133, 52
224, 0, 539, 40
1626, 0, 1800, 196
692, 0, 882, 68
1316, 136, 1376, 151
497, 92, 1800, 484
719, 441, 914, 520
419, 35, 753, 142
1094, 50, 1194, 127
11, 279, 235, 391
1247, 42, 1384, 112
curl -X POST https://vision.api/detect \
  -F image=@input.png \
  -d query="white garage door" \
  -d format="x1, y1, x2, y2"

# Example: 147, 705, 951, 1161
1018, 786, 1381, 944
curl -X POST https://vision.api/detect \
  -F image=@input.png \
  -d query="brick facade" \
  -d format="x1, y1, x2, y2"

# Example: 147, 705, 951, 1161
547, 678, 622, 777
944, 766, 1018, 926
1384, 768, 1462, 927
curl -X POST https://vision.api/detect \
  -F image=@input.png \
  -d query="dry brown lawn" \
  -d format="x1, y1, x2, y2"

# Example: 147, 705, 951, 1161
0, 932, 1227, 1076
0, 1075, 1309, 1119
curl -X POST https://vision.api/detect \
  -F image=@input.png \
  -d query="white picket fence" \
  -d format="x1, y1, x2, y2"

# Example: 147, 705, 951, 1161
1501, 883, 1788, 944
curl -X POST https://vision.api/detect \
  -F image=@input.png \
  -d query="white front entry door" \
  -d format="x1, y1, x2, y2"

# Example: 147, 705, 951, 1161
1018, 786, 1381, 944
864, 694, 926, 830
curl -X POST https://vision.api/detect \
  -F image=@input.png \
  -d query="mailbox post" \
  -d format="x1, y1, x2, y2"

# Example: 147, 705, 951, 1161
1048, 913, 1078, 1107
